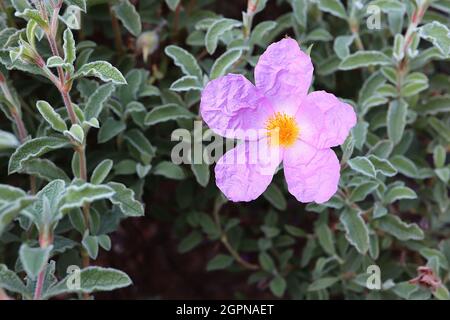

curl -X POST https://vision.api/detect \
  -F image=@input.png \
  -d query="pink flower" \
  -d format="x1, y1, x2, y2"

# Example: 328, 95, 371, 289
200, 38, 356, 203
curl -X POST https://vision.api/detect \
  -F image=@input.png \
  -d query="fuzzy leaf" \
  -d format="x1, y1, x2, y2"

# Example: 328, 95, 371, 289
75, 61, 127, 85
170, 75, 202, 92
60, 183, 114, 212
91, 159, 113, 185
348, 156, 377, 178
64, 0, 87, 12
8, 137, 69, 174
36, 101, 67, 133
112, 0, 142, 37
340, 51, 392, 70
210, 49, 242, 80
340, 208, 370, 254
318, 0, 347, 19
384, 186, 417, 204
165, 45, 202, 80
387, 99, 408, 145
63, 28, 76, 64
144, 104, 195, 126
84, 82, 115, 120
418, 21, 450, 56
376, 215, 424, 241
107, 182, 144, 217
21, 159, 70, 182
205, 18, 242, 54
19, 244, 52, 279
45, 267, 131, 298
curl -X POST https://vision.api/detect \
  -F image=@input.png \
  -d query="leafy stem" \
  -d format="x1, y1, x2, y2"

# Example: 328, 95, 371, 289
212, 198, 259, 271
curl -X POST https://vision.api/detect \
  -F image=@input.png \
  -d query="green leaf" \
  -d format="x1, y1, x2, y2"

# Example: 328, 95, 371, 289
390, 155, 418, 178
368, 155, 397, 177
112, 0, 142, 37
370, 0, 405, 12
250, 21, 277, 45
393, 34, 404, 61
318, 0, 347, 19
206, 254, 234, 271
384, 186, 417, 204
45, 267, 131, 298
63, 28, 76, 64
348, 156, 377, 178
205, 18, 242, 54
433, 286, 450, 300
259, 252, 275, 272
165, 45, 202, 80
291, 0, 308, 26
191, 163, 210, 187
418, 21, 450, 56
339, 51, 392, 70
153, 161, 185, 180
340, 208, 370, 254
0, 264, 28, 297
64, 0, 87, 12
98, 118, 126, 143
263, 184, 287, 211
349, 181, 379, 202
165, 0, 180, 11
170, 75, 202, 92
8, 137, 69, 174
376, 215, 424, 241
270, 276, 286, 298
19, 243, 52, 279
36, 101, 67, 133
75, 61, 127, 85
123, 129, 155, 163
61, 183, 114, 212
334, 35, 354, 59
91, 159, 113, 185
0, 184, 26, 202
107, 182, 144, 217
387, 99, 407, 145
84, 82, 115, 120
178, 231, 202, 253
0, 130, 19, 150
144, 104, 195, 126
316, 222, 336, 256
21, 158, 70, 182
0, 196, 35, 235
308, 277, 340, 291
433, 145, 446, 168
82, 234, 99, 259
210, 49, 242, 80
415, 95, 450, 115
15, 9, 49, 30
98, 235, 111, 251
64, 124, 84, 144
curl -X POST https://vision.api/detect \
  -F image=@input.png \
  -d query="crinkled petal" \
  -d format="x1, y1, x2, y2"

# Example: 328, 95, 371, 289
215, 139, 282, 202
255, 38, 313, 115
200, 74, 273, 140
284, 144, 340, 204
296, 91, 357, 149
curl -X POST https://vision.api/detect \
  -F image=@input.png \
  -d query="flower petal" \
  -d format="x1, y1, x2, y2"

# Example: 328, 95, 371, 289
284, 144, 340, 203
255, 38, 313, 115
200, 74, 273, 140
296, 91, 357, 149
215, 139, 282, 202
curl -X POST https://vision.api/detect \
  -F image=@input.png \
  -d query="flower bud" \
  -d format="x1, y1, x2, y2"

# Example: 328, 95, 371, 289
136, 31, 159, 63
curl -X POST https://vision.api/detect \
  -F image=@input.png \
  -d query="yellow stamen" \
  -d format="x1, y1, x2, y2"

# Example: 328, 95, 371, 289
266, 112, 299, 147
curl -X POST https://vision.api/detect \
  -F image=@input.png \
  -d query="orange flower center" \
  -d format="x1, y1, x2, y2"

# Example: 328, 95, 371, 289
266, 112, 299, 147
